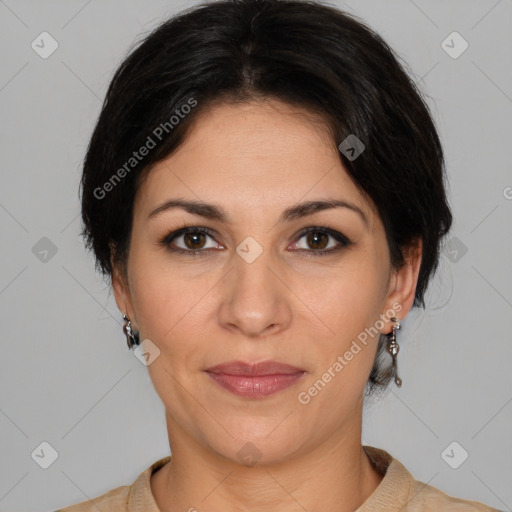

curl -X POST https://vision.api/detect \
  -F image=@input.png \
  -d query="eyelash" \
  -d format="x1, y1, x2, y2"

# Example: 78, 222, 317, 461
158, 225, 352, 257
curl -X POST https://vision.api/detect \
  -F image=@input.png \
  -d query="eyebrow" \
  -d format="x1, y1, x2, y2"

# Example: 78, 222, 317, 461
148, 198, 368, 227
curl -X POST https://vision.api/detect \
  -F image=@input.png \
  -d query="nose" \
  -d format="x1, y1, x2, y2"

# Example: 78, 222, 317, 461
217, 246, 292, 339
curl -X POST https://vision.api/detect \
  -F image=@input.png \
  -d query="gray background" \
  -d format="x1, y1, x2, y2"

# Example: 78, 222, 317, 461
0, 0, 511, 510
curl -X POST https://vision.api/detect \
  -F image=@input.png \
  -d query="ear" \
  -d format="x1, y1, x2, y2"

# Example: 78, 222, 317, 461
110, 251, 137, 329
381, 238, 422, 333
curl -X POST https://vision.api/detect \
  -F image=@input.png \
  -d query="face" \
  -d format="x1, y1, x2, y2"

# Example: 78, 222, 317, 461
113, 99, 420, 465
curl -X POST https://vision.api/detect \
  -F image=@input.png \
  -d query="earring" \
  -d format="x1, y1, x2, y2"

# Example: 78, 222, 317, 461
386, 317, 402, 388
122, 314, 139, 349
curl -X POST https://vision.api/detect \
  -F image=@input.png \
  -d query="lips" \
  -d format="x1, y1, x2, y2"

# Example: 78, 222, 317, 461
204, 360, 306, 398
204, 360, 305, 376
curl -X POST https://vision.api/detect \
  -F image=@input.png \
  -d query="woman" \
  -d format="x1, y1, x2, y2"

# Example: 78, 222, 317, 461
57, 0, 500, 510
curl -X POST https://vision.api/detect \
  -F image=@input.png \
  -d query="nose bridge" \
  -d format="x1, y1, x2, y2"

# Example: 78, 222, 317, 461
237, 237, 274, 290
219, 234, 290, 336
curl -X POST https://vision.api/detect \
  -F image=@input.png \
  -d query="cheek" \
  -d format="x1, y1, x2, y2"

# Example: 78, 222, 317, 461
126, 237, 199, 337
127, 262, 208, 396
130, 269, 200, 343
304, 257, 388, 389
317, 260, 388, 334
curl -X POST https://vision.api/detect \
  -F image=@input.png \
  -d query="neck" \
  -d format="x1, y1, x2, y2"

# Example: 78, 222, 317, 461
151, 407, 384, 512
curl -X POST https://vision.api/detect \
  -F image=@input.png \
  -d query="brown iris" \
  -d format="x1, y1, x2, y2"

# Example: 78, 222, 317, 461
306, 231, 328, 250
184, 232, 207, 250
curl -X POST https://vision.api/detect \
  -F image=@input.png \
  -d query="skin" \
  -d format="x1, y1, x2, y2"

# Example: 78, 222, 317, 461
112, 98, 422, 512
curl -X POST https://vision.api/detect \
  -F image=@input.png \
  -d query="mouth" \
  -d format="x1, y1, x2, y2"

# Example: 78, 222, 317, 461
203, 360, 307, 399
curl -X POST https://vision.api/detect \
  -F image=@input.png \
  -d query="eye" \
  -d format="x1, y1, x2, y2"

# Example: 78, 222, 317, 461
291, 226, 352, 256
159, 226, 222, 255
159, 225, 352, 257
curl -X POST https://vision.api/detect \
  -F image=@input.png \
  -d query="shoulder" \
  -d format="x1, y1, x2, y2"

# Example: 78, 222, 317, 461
52, 455, 172, 512
51, 484, 130, 512
361, 446, 501, 512
406, 479, 503, 511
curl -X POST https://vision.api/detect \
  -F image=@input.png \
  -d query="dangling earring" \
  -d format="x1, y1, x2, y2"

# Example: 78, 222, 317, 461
386, 317, 402, 388
122, 314, 139, 349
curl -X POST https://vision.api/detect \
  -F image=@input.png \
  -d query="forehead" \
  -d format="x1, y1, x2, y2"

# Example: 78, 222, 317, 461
134, 99, 376, 226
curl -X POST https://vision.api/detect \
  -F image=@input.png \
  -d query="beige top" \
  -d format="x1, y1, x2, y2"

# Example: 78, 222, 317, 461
54, 446, 501, 511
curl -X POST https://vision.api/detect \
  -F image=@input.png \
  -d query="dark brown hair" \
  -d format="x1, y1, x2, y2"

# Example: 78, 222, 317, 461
80, 0, 453, 396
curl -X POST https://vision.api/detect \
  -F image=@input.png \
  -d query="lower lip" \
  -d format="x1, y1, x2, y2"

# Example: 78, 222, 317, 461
205, 372, 306, 398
